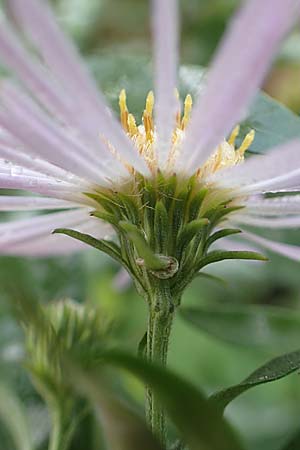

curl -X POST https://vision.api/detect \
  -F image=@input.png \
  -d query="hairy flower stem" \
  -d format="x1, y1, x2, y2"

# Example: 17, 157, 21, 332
48, 404, 75, 450
146, 286, 175, 446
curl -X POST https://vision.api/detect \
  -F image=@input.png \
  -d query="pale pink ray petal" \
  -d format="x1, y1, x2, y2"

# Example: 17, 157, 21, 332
0, 98, 108, 185
245, 195, 300, 216
0, 143, 90, 185
241, 230, 300, 261
177, 0, 298, 174
0, 81, 128, 180
0, 84, 109, 182
0, 23, 129, 177
0, 208, 93, 249
0, 196, 82, 211
0, 169, 82, 199
231, 214, 300, 228
5, 0, 149, 175
210, 140, 300, 194
152, 0, 178, 168
0, 218, 114, 256
0, 23, 82, 128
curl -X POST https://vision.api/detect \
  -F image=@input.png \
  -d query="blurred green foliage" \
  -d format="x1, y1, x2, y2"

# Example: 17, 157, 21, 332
1, 1, 300, 450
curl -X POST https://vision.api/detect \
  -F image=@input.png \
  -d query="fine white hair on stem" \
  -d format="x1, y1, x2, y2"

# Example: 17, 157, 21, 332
5, 0, 149, 175
152, 0, 179, 168
210, 139, 300, 194
177, 0, 298, 174
241, 230, 300, 261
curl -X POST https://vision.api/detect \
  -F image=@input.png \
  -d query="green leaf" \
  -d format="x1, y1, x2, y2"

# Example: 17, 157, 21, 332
68, 362, 163, 450
180, 304, 300, 352
0, 383, 33, 450
53, 228, 124, 266
91, 210, 119, 227
119, 221, 168, 271
280, 429, 300, 450
239, 93, 300, 154
210, 349, 300, 412
177, 219, 210, 252
102, 351, 244, 450
197, 250, 268, 270
205, 229, 241, 249
154, 201, 168, 254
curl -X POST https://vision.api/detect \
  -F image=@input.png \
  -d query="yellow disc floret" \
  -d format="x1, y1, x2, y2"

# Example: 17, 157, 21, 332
117, 89, 255, 178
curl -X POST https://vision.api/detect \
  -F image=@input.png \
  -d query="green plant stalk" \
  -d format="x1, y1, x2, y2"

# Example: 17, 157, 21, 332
48, 402, 75, 450
146, 286, 175, 445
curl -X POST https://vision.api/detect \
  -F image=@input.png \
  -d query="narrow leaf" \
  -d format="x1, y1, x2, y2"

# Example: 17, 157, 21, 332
68, 363, 163, 450
210, 349, 300, 411
0, 383, 33, 450
197, 250, 268, 270
205, 229, 241, 249
154, 201, 169, 254
103, 351, 244, 450
91, 210, 119, 227
280, 429, 300, 450
119, 221, 168, 270
53, 228, 124, 265
177, 219, 210, 253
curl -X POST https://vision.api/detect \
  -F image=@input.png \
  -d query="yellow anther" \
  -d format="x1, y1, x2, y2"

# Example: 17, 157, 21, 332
181, 94, 193, 129
119, 89, 128, 112
143, 111, 154, 142
119, 89, 129, 131
128, 113, 138, 136
228, 125, 240, 146
145, 91, 154, 115
237, 129, 255, 157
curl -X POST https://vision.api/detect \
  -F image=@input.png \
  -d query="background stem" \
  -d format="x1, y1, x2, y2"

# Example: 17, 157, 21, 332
48, 403, 75, 450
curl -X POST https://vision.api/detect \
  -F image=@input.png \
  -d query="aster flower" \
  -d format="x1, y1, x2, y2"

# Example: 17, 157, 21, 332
2, 0, 300, 443
0, 0, 298, 264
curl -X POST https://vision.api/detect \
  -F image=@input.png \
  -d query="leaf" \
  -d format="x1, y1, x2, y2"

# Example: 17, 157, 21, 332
68, 362, 163, 450
180, 304, 300, 352
280, 429, 300, 450
239, 93, 300, 154
101, 350, 244, 450
53, 228, 124, 266
177, 219, 210, 252
119, 221, 168, 271
210, 349, 300, 412
0, 382, 33, 450
205, 229, 241, 249
196, 250, 268, 270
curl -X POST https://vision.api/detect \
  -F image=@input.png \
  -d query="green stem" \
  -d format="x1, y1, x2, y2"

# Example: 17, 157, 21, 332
146, 286, 175, 446
48, 403, 75, 450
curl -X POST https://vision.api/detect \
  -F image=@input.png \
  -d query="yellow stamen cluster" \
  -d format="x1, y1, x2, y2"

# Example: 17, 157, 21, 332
118, 89, 255, 177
